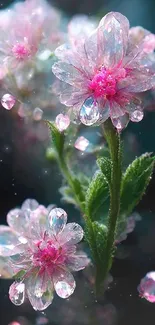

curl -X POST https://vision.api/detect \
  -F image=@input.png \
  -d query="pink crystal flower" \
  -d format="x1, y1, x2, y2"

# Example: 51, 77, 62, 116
0, 199, 89, 310
0, 17, 43, 69
68, 15, 98, 48
52, 12, 155, 129
116, 212, 141, 244
138, 272, 155, 303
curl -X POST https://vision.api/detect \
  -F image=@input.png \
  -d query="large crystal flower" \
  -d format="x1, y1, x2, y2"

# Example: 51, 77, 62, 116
0, 199, 89, 310
52, 12, 155, 130
0, 0, 63, 70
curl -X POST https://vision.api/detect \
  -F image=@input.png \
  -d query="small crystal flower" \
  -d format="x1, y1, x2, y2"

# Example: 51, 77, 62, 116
52, 12, 155, 129
138, 272, 155, 303
0, 199, 89, 310
116, 212, 141, 244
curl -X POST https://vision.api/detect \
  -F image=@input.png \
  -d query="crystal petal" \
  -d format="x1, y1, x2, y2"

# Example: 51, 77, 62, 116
21, 199, 39, 212
58, 223, 84, 245
0, 226, 22, 256
26, 273, 54, 311
66, 252, 90, 271
111, 113, 129, 131
98, 12, 129, 68
7, 208, 29, 234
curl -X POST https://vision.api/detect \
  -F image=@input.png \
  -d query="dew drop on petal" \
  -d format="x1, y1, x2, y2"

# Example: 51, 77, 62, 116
130, 110, 144, 122
55, 114, 70, 132
74, 136, 89, 151
138, 272, 155, 303
48, 208, 67, 235
33, 108, 43, 121
1, 94, 16, 110
9, 282, 25, 306
79, 97, 100, 126
55, 281, 75, 298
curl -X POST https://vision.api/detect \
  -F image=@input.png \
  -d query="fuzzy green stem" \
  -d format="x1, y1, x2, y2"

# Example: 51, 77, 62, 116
58, 153, 86, 214
102, 119, 122, 281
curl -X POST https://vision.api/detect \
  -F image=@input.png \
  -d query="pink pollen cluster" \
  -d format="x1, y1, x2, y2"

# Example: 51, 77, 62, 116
12, 43, 31, 60
89, 69, 117, 98
33, 242, 65, 270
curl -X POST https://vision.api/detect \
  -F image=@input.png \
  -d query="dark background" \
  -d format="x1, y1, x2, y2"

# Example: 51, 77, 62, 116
1, 0, 155, 324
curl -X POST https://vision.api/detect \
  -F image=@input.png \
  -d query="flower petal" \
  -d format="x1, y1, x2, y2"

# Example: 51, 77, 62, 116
53, 268, 76, 298
53, 81, 89, 108
28, 205, 48, 239
66, 252, 90, 271
118, 69, 155, 92
58, 223, 84, 245
7, 208, 29, 234
52, 61, 87, 87
98, 12, 129, 68
0, 226, 22, 256
48, 208, 67, 236
111, 113, 129, 131
26, 272, 54, 311
0, 256, 14, 278
110, 101, 125, 119
21, 199, 39, 212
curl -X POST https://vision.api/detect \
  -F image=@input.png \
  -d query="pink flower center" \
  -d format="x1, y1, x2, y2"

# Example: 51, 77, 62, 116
89, 67, 126, 99
33, 241, 65, 272
12, 43, 31, 60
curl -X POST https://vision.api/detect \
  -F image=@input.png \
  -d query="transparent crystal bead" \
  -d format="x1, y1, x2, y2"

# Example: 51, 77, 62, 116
1, 94, 16, 110
130, 110, 144, 122
54, 280, 75, 299
48, 208, 67, 235
33, 108, 43, 121
55, 114, 70, 132
79, 97, 100, 126
9, 282, 25, 306
74, 136, 89, 151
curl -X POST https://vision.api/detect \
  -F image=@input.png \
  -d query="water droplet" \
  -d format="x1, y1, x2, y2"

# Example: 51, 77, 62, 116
138, 272, 155, 303
33, 108, 43, 121
74, 136, 89, 151
55, 281, 75, 298
1, 94, 16, 110
130, 110, 144, 122
9, 282, 25, 306
79, 97, 100, 126
48, 208, 67, 235
55, 114, 70, 132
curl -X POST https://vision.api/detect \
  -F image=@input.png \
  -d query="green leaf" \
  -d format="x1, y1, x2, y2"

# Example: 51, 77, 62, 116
59, 185, 77, 206
13, 270, 26, 280
97, 157, 112, 185
85, 220, 107, 268
92, 221, 107, 265
120, 153, 155, 217
46, 120, 65, 157
85, 171, 109, 221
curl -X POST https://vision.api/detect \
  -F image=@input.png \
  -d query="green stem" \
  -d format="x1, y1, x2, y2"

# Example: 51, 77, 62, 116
102, 119, 122, 280
58, 153, 86, 214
